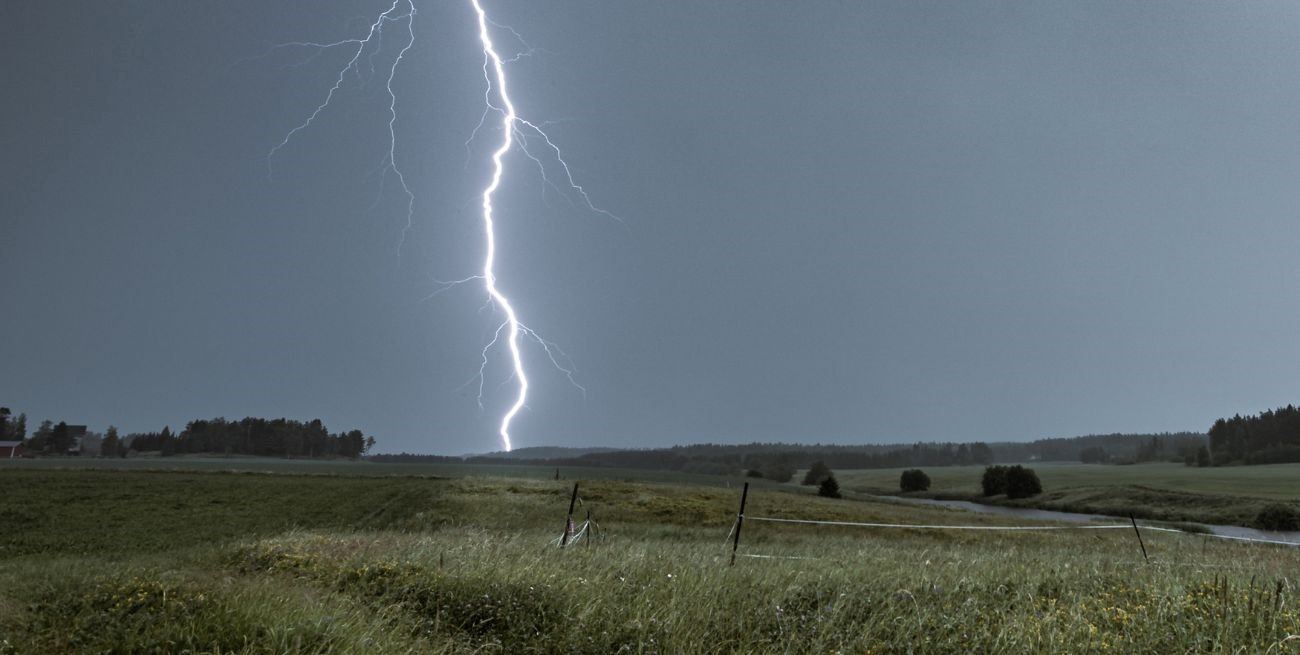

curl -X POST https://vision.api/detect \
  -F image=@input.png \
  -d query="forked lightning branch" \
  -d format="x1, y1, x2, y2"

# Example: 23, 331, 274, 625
266, 0, 613, 452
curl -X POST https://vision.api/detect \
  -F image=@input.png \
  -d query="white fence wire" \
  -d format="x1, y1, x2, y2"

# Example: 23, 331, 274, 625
728, 511, 1300, 562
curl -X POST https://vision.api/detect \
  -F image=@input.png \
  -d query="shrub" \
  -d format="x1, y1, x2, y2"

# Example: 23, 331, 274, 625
980, 466, 1008, 496
761, 464, 796, 484
981, 465, 1042, 498
1004, 465, 1042, 499
1196, 445, 1211, 468
1254, 503, 1300, 531
802, 461, 831, 486
899, 469, 930, 492
818, 474, 841, 499
745, 469, 764, 479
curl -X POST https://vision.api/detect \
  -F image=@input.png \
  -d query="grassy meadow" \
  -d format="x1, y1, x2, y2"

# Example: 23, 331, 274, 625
0, 455, 745, 484
0, 464, 1297, 653
837, 462, 1300, 528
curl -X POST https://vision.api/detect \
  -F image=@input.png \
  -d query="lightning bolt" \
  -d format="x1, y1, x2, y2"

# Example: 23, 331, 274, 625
468, 0, 617, 451
265, 0, 417, 251
469, 0, 530, 453
268, 0, 614, 454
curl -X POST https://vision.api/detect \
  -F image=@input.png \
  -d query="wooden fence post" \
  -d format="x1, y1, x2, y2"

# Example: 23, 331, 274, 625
730, 482, 750, 566
560, 482, 580, 547
1129, 513, 1148, 562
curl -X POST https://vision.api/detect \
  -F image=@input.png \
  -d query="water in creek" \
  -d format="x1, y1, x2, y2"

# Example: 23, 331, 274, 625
873, 494, 1300, 546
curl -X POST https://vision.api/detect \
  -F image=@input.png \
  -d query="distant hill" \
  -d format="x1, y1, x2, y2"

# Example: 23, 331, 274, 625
377, 433, 1208, 478
470, 446, 624, 460
457, 433, 1207, 481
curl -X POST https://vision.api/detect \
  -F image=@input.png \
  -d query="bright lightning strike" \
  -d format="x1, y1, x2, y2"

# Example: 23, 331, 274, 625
468, 0, 616, 452
268, 0, 614, 454
265, 0, 417, 249
469, 0, 532, 453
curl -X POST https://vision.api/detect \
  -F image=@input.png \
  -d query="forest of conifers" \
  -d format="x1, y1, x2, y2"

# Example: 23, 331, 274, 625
1209, 404, 1300, 464
130, 417, 374, 458
3, 414, 376, 459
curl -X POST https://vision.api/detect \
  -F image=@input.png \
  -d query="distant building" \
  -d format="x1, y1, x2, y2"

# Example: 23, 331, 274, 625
0, 441, 23, 459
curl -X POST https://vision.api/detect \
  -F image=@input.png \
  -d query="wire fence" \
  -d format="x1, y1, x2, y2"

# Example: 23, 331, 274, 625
735, 514, 1300, 545
729, 515, 1299, 566
551, 517, 598, 547
745, 516, 1134, 531
724, 482, 1300, 565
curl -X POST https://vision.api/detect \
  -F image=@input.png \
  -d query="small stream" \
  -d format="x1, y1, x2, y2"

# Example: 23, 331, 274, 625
873, 495, 1300, 545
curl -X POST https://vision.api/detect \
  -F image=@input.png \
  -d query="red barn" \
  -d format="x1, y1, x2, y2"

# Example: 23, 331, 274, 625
0, 441, 23, 459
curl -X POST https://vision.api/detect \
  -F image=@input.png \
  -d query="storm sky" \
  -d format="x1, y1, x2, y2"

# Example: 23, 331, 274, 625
3, 1, 1299, 454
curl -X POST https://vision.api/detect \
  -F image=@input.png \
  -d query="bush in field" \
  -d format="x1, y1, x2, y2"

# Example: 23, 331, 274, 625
818, 474, 841, 499
1005, 466, 1043, 499
761, 464, 796, 483
981, 465, 1041, 498
981, 466, 1008, 496
802, 460, 832, 486
1254, 503, 1300, 531
899, 469, 930, 492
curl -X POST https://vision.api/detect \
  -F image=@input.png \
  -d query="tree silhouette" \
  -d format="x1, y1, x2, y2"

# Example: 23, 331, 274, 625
899, 469, 930, 492
818, 474, 841, 499
802, 460, 831, 486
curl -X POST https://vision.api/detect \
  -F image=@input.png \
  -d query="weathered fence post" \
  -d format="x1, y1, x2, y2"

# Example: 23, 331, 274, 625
730, 482, 750, 566
560, 481, 580, 547
1129, 513, 1148, 562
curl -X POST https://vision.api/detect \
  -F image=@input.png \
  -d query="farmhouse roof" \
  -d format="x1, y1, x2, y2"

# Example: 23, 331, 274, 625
0, 441, 21, 447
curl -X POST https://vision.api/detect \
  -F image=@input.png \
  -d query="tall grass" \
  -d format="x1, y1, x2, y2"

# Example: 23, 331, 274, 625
1, 470, 1297, 653
220, 525, 1300, 653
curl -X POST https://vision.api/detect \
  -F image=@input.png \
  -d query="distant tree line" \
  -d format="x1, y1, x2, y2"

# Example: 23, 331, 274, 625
450, 442, 999, 481
368, 453, 466, 464
0, 408, 375, 460
368, 433, 1218, 478
1012, 432, 1205, 465
1076, 433, 1208, 465
128, 418, 375, 459
459, 434, 1213, 474
21, 420, 88, 454
1208, 404, 1300, 465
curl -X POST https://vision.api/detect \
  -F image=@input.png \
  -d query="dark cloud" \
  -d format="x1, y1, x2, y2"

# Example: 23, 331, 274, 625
4, 1, 1299, 453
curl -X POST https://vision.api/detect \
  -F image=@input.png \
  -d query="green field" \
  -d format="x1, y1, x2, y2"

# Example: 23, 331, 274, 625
1, 464, 1298, 653
0, 455, 777, 487
836, 462, 1300, 528
837, 462, 1300, 498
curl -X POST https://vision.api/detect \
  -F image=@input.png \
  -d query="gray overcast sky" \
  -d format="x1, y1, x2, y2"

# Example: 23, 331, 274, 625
3, 1, 1299, 455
